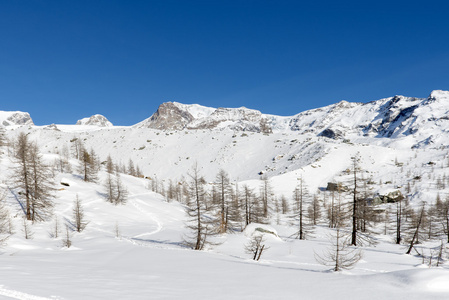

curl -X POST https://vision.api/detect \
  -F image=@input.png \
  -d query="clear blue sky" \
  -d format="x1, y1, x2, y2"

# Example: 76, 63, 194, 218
1, 1, 448, 125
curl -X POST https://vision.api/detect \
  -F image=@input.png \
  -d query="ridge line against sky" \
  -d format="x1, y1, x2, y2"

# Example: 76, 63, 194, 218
1, 1, 448, 125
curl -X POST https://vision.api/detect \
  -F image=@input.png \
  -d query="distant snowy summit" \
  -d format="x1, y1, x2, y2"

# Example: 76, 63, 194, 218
0, 111, 34, 127
76, 114, 113, 127
134, 102, 272, 133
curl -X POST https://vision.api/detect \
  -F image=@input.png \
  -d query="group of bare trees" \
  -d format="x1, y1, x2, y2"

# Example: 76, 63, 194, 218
104, 155, 128, 205
181, 165, 277, 250
11, 133, 55, 222
0, 132, 135, 247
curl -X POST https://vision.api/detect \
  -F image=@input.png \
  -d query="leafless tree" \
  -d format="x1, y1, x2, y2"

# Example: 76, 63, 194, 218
28, 143, 55, 222
215, 169, 232, 234
0, 191, 11, 246
78, 146, 99, 183
10, 133, 54, 222
70, 137, 82, 159
406, 203, 426, 255
136, 164, 143, 178
259, 175, 272, 219
115, 221, 121, 239
315, 227, 363, 271
104, 172, 128, 205
166, 179, 176, 202
56, 144, 72, 173
73, 195, 88, 232
350, 155, 360, 246
22, 217, 34, 239
308, 194, 322, 225
184, 163, 212, 250
291, 179, 313, 240
440, 197, 449, 243
128, 158, 136, 177
62, 224, 72, 248
105, 154, 115, 174
280, 194, 289, 214
242, 184, 261, 227
245, 234, 269, 261
51, 216, 61, 239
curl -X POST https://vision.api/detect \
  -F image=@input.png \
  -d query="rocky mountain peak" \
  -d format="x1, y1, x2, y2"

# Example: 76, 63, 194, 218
0, 111, 34, 126
135, 102, 195, 130
76, 114, 113, 127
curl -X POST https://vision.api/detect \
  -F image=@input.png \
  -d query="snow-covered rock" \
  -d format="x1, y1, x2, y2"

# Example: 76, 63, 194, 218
135, 102, 272, 132
0, 111, 34, 126
134, 102, 198, 130
76, 114, 113, 127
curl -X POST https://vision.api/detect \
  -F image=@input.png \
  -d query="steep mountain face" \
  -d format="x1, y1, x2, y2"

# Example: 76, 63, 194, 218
76, 114, 113, 127
134, 102, 196, 130
0, 111, 34, 126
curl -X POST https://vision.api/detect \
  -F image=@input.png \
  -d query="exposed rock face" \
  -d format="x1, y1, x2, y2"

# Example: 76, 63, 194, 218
76, 115, 113, 127
0, 111, 34, 126
135, 102, 273, 133
135, 102, 195, 130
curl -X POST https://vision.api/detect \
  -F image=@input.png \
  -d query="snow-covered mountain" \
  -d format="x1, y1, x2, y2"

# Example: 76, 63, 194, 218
76, 114, 113, 127
0, 110, 33, 126
132, 90, 449, 150
2, 89, 449, 200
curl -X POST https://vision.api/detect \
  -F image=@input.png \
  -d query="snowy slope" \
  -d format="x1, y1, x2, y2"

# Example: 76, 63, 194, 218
0, 161, 448, 299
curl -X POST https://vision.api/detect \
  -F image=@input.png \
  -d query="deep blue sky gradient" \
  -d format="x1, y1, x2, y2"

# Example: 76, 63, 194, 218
1, 1, 448, 125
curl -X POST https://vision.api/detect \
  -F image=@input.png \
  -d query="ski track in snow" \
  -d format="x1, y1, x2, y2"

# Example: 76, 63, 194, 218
117, 195, 167, 248
0, 286, 57, 300
128, 196, 163, 236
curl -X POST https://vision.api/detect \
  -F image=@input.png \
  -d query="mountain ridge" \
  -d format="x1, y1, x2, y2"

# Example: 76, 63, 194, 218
3, 90, 448, 136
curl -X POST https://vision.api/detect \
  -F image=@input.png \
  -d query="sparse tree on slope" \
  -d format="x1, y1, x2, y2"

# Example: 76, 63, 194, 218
215, 169, 231, 234
128, 159, 136, 177
73, 195, 88, 232
315, 226, 363, 272
105, 154, 115, 174
259, 175, 272, 219
104, 171, 128, 205
78, 147, 99, 183
291, 178, 313, 240
10, 133, 54, 222
406, 203, 426, 255
0, 191, 11, 246
184, 163, 212, 250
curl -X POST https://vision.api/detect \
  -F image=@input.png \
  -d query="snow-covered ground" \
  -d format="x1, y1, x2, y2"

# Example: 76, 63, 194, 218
0, 160, 447, 299
0, 177, 440, 298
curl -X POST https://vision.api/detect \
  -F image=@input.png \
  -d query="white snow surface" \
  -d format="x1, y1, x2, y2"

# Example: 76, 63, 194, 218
1, 90, 449, 299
